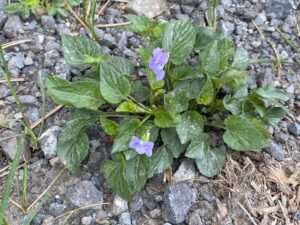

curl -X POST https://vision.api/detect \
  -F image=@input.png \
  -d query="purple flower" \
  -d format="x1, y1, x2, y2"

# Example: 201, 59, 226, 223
148, 47, 169, 81
129, 136, 154, 157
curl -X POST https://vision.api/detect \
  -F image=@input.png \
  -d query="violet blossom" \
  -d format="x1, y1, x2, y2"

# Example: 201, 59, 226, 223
129, 136, 154, 157
148, 47, 169, 81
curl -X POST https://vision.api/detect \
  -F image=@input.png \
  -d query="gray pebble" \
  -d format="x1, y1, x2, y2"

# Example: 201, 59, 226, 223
265, 141, 285, 161
162, 184, 195, 224
49, 202, 67, 216
39, 126, 61, 159
67, 180, 103, 207
3, 15, 23, 38
44, 50, 60, 67
41, 15, 56, 33
288, 122, 300, 136
119, 212, 131, 225
112, 195, 128, 216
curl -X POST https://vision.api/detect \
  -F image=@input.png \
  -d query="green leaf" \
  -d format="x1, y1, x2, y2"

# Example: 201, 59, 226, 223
105, 56, 134, 77
131, 80, 151, 102
223, 95, 243, 115
223, 115, 269, 151
122, 14, 158, 36
176, 111, 204, 144
163, 20, 196, 65
154, 109, 179, 128
171, 65, 203, 80
196, 76, 214, 105
116, 101, 147, 113
57, 110, 98, 173
5, 3, 30, 19
100, 62, 131, 104
164, 91, 189, 113
146, 68, 164, 90
124, 155, 151, 194
173, 78, 205, 100
200, 40, 219, 75
100, 118, 118, 136
194, 27, 224, 51
221, 69, 248, 90
112, 118, 153, 154
104, 156, 133, 201
67, 0, 80, 6
150, 146, 173, 176
161, 128, 186, 158
263, 107, 287, 126
232, 48, 250, 70
195, 148, 225, 177
255, 86, 292, 102
46, 76, 105, 110
112, 118, 140, 153
62, 35, 102, 67
185, 133, 210, 159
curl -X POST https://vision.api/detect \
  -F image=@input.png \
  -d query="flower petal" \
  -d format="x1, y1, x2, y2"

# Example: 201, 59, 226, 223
129, 136, 141, 149
155, 69, 165, 81
153, 47, 163, 58
143, 142, 154, 157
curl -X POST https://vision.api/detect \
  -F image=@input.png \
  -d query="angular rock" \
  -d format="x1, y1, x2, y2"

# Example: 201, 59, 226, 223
119, 212, 131, 225
265, 141, 285, 161
54, 59, 71, 80
39, 126, 61, 159
126, 0, 166, 18
6, 95, 39, 106
0, 130, 31, 161
3, 15, 23, 38
81, 216, 92, 225
7, 52, 25, 70
162, 184, 195, 224
67, 180, 103, 207
265, 0, 293, 20
288, 122, 300, 136
173, 159, 196, 183
48, 202, 67, 216
189, 210, 204, 225
44, 50, 60, 67
41, 15, 56, 33
112, 195, 128, 216
168, 0, 199, 6
0, 0, 7, 29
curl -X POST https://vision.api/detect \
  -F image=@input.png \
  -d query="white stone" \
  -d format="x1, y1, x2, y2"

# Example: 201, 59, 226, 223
126, 0, 166, 18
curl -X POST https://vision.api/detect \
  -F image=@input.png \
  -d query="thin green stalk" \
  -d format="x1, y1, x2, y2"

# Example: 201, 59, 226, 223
82, 0, 88, 22
21, 160, 28, 208
37, 71, 46, 138
208, 0, 218, 30
276, 28, 300, 53
23, 196, 48, 225
165, 60, 172, 91
127, 96, 152, 113
0, 134, 26, 223
89, 0, 97, 40
0, 44, 37, 142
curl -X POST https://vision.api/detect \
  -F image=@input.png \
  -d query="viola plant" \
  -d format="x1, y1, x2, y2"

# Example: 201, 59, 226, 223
46, 15, 292, 200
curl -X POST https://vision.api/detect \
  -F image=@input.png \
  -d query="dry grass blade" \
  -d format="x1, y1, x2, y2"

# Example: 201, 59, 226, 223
96, 21, 130, 28
30, 105, 63, 129
97, 0, 112, 17
42, 203, 111, 225
1, 39, 32, 49
237, 201, 258, 225
0, 78, 25, 83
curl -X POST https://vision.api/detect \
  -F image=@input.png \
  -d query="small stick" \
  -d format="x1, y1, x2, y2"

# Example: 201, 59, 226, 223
96, 21, 130, 28
97, 0, 112, 17
2, 39, 32, 49
27, 167, 66, 211
0, 134, 21, 142
30, 105, 64, 129
42, 203, 111, 224
237, 201, 258, 225
0, 78, 25, 83
9, 198, 26, 213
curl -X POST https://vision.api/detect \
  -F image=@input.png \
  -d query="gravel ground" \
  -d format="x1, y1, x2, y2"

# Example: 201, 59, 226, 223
0, 0, 300, 224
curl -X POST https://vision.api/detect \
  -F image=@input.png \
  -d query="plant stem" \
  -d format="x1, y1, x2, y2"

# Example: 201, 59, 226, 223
0, 44, 37, 141
98, 111, 143, 118
208, 0, 218, 30
205, 122, 226, 130
128, 96, 152, 113
165, 60, 172, 91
